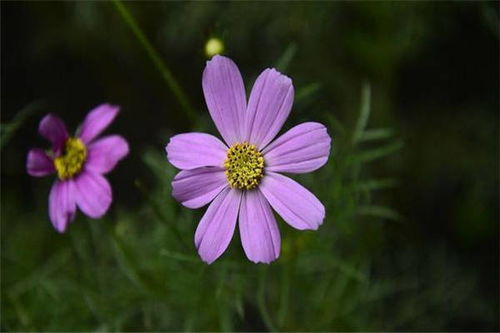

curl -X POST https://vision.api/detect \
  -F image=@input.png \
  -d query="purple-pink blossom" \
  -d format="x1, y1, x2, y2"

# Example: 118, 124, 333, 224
166, 56, 331, 264
27, 104, 129, 233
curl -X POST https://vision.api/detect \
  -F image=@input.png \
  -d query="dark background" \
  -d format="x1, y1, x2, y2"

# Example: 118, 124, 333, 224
2, 2, 498, 331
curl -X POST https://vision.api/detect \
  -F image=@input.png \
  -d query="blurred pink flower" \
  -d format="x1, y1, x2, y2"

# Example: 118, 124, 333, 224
27, 104, 129, 232
166, 56, 331, 264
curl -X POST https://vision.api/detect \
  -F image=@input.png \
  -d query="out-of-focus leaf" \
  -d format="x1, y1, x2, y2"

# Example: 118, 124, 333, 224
352, 82, 371, 144
0, 101, 44, 150
350, 141, 403, 164
359, 128, 394, 142
354, 178, 398, 192
274, 42, 297, 72
358, 205, 401, 221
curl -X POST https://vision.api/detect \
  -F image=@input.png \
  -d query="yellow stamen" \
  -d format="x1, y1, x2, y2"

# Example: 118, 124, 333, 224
224, 142, 264, 190
54, 137, 87, 180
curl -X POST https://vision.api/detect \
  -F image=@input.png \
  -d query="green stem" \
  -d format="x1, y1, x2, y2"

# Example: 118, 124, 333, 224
257, 266, 277, 332
111, 0, 196, 123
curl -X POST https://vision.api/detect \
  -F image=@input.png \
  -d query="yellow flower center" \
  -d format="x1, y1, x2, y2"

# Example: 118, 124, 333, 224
54, 137, 87, 180
224, 142, 264, 190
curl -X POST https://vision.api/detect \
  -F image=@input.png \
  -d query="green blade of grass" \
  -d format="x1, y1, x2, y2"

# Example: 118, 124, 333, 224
360, 128, 394, 142
352, 82, 371, 144
111, 0, 196, 123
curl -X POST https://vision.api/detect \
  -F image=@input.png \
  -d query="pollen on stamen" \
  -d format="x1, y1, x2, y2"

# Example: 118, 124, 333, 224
224, 142, 264, 190
54, 137, 87, 180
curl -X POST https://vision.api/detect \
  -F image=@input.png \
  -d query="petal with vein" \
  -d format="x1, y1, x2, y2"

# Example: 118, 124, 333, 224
202, 55, 247, 145
260, 172, 325, 230
263, 122, 331, 174
78, 104, 120, 144
194, 187, 242, 264
239, 190, 280, 263
172, 167, 228, 209
166, 132, 227, 170
245, 68, 294, 149
48, 180, 76, 233
74, 171, 112, 218
27, 148, 55, 177
85, 135, 129, 174
38, 114, 68, 153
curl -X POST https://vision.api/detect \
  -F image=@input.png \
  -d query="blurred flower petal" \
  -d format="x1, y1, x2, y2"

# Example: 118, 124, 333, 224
38, 114, 68, 153
49, 180, 76, 233
239, 190, 280, 263
86, 135, 129, 174
78, 104, 120, 144
263, 122, 331, 174
202, 55, 247, 145
74, 171, 112, 218
27, 148, 55, 177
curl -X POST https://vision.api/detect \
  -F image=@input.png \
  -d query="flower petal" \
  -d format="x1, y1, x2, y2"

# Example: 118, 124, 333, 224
263, 122, 331, 174
48, 180, 76, 233
194, 187, 242, 264
166, 132, 227, 170
78, 104, 120, 144
74, 171, 112, 218
259, 172, 324, 230
38, 114, 69, 153
245, 68, 294, 149
27, 148, 55, 177
172, 167, 228, 209
202, 55, 247, 145
239, 190, 280, 263
85, 135, 129, 174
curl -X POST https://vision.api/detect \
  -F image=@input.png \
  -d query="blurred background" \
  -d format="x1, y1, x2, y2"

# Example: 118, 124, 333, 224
1, 1, 498, 331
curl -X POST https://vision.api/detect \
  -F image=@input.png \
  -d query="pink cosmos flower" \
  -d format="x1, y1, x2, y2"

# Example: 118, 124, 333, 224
26, 104, 129, 233
166, 56, 331, 264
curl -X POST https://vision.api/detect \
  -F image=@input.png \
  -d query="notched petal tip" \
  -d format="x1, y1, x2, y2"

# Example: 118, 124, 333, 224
78, 103, 121, 144
38, 113, 69, 152
27, 148, 55, 177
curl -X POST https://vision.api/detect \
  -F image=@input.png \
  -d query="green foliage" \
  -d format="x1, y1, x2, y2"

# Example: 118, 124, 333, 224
2, 1, 497, 331
2, 83, 405, 331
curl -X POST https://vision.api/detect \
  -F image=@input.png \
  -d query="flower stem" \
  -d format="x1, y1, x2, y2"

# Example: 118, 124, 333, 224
111, 0, 196, 123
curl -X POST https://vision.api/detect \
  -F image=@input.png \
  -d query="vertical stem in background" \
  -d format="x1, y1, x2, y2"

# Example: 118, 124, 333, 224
352, 82, 371, 145
111, 0, 197, 124
257, 266, 277, 332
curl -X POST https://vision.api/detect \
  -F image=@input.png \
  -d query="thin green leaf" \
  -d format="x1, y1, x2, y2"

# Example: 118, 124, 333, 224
295, 82, 321, 103
274, 43, 297, 72
358, 205, 401, 221
359, 128, 394, 142
111, 0, 196, 123
1, 100, 44, 150
350, 141, 403, 164
352, 82, 371, 144
354, 178, 398, 192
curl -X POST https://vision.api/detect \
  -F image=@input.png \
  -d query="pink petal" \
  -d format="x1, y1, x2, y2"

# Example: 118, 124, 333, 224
166, 132, 227, 170
38, 114, 69, 153
259, 172, 324, 230
172, 167, 228, 209
78, 104, 120, 144
263, 122, 331, 174
194, 187, 242, 264
48, 180, 76, 233
26, 148, 55, 177
85, 135, 129, 174
239, 190, 280, 263
74, 171, 112, 218
245, 68, 294, 149
202, 55, 247, 146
